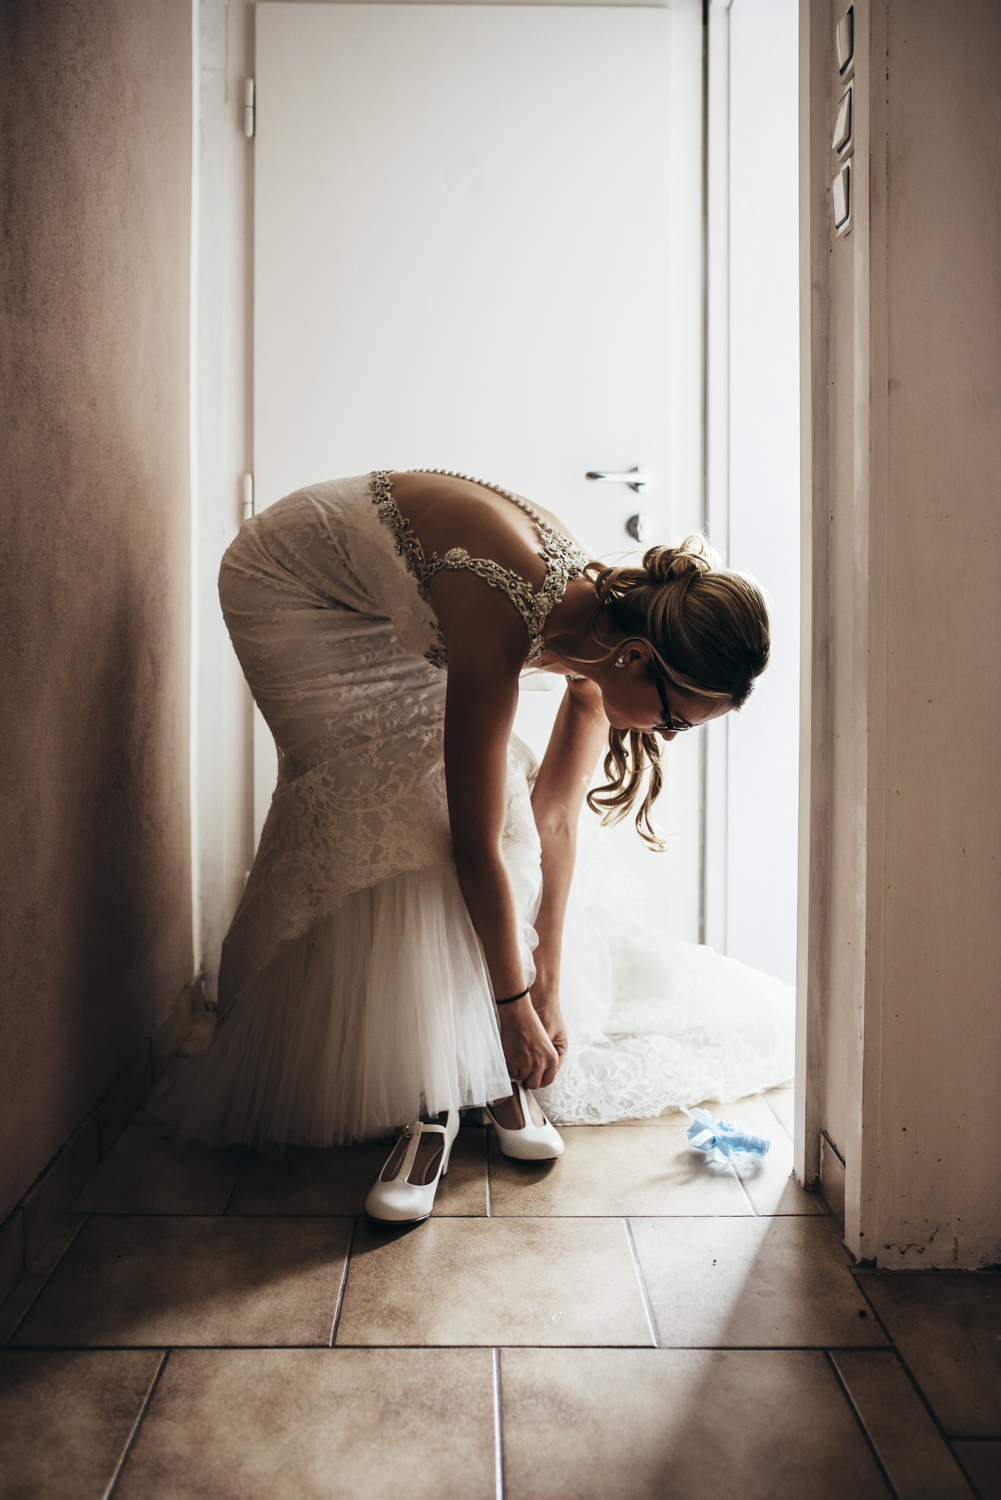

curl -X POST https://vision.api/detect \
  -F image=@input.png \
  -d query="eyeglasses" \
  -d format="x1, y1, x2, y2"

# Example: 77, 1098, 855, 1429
651, 670, 694, 734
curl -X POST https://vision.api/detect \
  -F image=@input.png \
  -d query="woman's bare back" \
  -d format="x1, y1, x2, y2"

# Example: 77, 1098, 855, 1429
386, 471, 587, 595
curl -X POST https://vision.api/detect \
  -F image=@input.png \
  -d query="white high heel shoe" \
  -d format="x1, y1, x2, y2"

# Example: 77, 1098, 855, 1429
485, 1081, 564, 1162
364, 1111, 459, 1224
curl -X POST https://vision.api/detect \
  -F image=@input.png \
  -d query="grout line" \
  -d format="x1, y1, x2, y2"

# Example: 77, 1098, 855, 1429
79, 1210, 360, 1220
106, 1348, 171, 1498
0, 991, 196, 1318
492, 1347, 505, 1500
61, 1208, 839, 1219
762, 1091, 795, 1143
849, 1274, 974, 1463
729, 1164, 760, 1217
623, 1218, 660, 1348
7, 1340, 919, 1353
850, 1273, 899, 1346
856, 1360, 977, 1491
824, 1349, 901, 1499
3, 1215, 90, 1347
953, 1439, 1000, 1499
328, 1217, 357, 1347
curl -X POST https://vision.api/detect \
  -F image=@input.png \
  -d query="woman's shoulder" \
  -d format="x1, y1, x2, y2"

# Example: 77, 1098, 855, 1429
387, 471, 588, 575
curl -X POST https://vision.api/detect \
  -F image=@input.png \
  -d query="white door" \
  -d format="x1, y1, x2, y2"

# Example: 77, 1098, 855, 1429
253, 1, 705, 939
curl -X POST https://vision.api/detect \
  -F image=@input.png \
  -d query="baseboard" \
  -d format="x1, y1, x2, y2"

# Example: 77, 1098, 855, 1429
0, 973, 204, 1309
819, 1130, 847, 1229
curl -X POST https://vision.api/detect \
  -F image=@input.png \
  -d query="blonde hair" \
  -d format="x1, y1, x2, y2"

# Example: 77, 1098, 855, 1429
585, 536, 770, 847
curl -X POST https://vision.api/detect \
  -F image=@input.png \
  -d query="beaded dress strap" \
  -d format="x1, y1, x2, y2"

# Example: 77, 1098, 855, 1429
370, 469, 589, 668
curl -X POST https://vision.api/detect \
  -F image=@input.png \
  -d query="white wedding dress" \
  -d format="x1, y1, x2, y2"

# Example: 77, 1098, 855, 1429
154, 472, 793, 1150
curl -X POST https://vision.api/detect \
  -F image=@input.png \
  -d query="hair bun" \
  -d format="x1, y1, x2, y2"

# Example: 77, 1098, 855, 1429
643, 535, 716, 587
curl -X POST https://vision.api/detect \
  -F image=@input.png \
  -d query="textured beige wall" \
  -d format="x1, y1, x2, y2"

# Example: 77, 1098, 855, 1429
802, 0, 1001, 1265
874, 0, 1001, 1266
0, 0, 194, 1221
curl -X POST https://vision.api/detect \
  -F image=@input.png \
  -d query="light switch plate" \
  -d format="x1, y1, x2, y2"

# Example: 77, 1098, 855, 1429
837, 6, 854, 77
833, 160, 852, 235
832, 85, 853, 154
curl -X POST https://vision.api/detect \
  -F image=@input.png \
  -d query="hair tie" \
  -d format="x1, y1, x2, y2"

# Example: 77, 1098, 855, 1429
495, 986, 530, 1006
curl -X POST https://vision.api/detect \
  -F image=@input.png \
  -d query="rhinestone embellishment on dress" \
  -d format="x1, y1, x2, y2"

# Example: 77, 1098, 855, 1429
370, 469, 588, 669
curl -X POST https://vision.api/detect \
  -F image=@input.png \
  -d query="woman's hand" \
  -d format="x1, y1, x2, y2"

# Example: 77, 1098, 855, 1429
497, 996, 561, 1088
530, 986, 568, 1066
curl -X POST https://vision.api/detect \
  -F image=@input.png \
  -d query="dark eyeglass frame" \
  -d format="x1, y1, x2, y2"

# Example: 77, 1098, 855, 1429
651, 668, 694, 734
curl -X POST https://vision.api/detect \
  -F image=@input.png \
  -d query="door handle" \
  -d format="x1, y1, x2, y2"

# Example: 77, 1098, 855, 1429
585, 466, 651, 494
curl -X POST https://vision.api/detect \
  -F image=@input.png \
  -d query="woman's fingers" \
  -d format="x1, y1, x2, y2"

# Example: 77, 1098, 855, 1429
537, 1056, 560, 1089
525, 1037, 560, 1091
508, 1043, 554, 1090
497, 997, 561, 1091
523, 1059, 544, 1090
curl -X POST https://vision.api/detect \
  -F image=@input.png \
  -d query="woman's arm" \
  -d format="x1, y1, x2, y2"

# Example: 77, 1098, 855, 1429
530, 678, 609, 1051
436, 572, 561, 1089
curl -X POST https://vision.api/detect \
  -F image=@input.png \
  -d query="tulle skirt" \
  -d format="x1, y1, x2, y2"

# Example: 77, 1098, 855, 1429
153, 862, 514, 1148
151, 803, 795, 1149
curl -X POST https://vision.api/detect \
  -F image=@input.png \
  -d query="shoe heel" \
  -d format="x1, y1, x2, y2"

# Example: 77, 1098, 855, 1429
440, 1127, 455, 1178
439, 1109, 459, 1177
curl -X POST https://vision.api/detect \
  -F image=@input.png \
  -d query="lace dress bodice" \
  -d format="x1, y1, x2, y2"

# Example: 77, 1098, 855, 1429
214, 471, 587, 1010
372, 470, 589, 668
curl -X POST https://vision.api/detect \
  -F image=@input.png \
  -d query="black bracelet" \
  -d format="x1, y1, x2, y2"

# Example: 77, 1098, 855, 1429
495, 986, 530, 1006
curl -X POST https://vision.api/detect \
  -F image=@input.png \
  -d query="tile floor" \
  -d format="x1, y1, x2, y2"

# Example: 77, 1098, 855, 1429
1, 1076, 999, 1499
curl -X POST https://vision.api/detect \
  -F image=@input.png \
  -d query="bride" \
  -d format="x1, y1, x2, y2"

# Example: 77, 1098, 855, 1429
156, 469, 788, 1223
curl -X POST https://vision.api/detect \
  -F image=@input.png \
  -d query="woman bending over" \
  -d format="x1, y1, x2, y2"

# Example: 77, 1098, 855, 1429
157, 470, 769, 1223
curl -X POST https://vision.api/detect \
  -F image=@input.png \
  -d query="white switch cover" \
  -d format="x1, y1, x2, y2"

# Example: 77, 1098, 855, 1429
833, 161, 851, 230
837, 6, 854, 75
832, 86, 852, 153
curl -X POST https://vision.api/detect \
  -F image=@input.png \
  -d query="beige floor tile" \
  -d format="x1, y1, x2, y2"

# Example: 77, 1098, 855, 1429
953, 1441, 1001, 1499
0, 1349, 162, 1500
228, 1126, 487, 1217
73, 1121, 241, 1214
721, 1094, 828, 1216
116, 1347, 494, 1500
630, 1215, 887, 1347
855, 1273, 1001, 1436
228, 1144, 389, 1216
500, 1348, 891, 1499
488, 1114, 752, 1217
14, 1216, 351, 1348
831, 1350, 974, 1498
435, 1126, 490, 1215
337, 1217, 652, 1346
764, 1085, 795, 1140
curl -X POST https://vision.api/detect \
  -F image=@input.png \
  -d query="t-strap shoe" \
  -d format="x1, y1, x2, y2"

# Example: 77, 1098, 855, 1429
364, 1111, 459, 1224
485, 1081, 564, 1161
